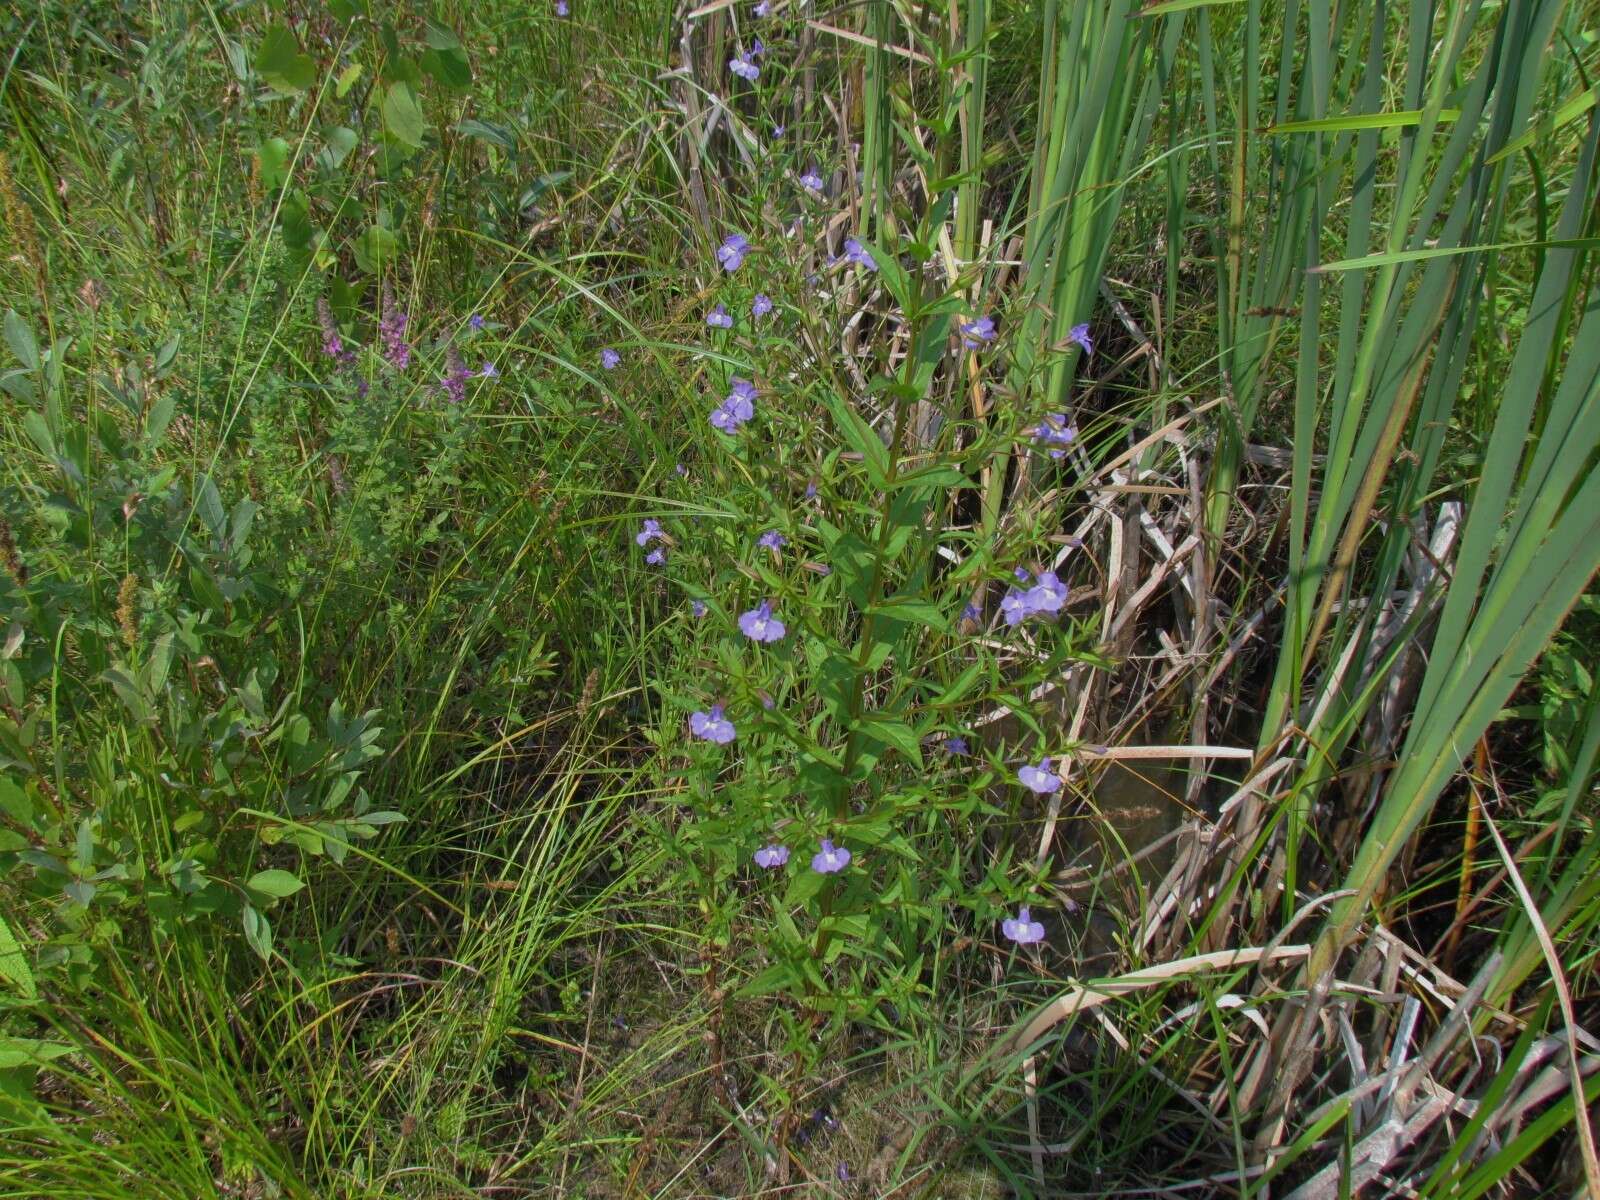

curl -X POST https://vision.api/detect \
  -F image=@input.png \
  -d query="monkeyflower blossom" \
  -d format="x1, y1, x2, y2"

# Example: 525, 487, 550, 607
645, 547, 667, 565
717, 233, 751, 272
710, 377, 757, 433
555, 0, 568, 14
1000, 586, 1031, 627
479, 361, 498, 378
1002, 906, 1046, 945
945, 736, 969, 755
754, 0, 771, 14
1018, 758, 1061, 795
1026, 570, 1068, 615
961, 315, 996, 349
738, 599, 786, 643
799, 167, 824, 193
811, 839, 851, 874
730, 51, 760, 81
841, 237, 877, 271
1034, 413, 1077, 460
757, 530, 786, 551
752, 294, 773, 317
600, 348, 621, 369
689, 704, 736, 744
690, 599, 708, 618
1068, 322, 1093, 356
706, 303, 733, 329
754, 844, 789, 868
468, 312, 485, 332
961, 602, 982, 623
380, 285, 411, 370
636, 518, 663, 546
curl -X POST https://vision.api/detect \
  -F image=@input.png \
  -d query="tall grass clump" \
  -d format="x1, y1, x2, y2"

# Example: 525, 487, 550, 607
1, 0, 1596, 1195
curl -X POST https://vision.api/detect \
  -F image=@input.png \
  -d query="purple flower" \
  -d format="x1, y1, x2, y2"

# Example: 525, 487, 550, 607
380, 285, 411, 371
771, 122, 786, 138
1018, 758, 1061, 795
961, 315, 997, 349
1002, 905, 1046, 945
757, 529, 786, 551
755, 844, 789, 868
689, 703, 736, 744
716, 233, 751, 272
754, 0, 771, 14
961, 602, 981, 623
479, 361, 498, 378
1068, 322, 1093, 356
706, 303, 734, 329
945, 736, 969, 755
442, 348, 470, 404
636, 518, 663, 546
1014, 567, 1031, 581
675, 462, 689, 477
841, 237, 877, 271
729, 51, 760, 81
752, 294, 773, 317
600, 348, 621, 370
1034, 412, 1077, 459
750, 37, 766, 56
317, 297, 353, 364
645, 547, 666, 565
804, 481, 818, 500
738, 600, 786, 643
811, 839, 851, 874
1025, 570, 1068, 615
799, 167, 824, 193
691, 599, 708, 618
1000, 588, 1032, 627
469, 313, 485, 332
555, 0, 569, 14
711, 377, 757, 433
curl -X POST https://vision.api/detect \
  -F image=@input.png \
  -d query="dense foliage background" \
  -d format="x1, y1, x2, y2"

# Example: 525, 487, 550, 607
1, 0, 1596, 1195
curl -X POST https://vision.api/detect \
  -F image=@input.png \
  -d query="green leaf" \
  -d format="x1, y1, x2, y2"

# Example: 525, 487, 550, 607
0, 915, 35, 1001
381, 82, 428, 149
246, 868, 305, 899
0, 1037, 70, 1070
352, 225, 398, 273
255, 25, 316, 94
242, 904, 273, 960
456, 119, 516, 150
4, 311, 39, 371
821, 392, 890, 487
736, 961, 801, 999
256, 137, 291, 190
869, 596, 948, 632
1268, 109, 1459, 135
334, 62, 363, 99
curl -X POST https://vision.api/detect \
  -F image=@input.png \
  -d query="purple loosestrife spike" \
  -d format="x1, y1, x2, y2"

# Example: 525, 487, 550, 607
961, 315, 997, 349
706, 303, 733, 329
689, 703, 735, 744
690, 599, 707, 618
1026, 571, 1068, 615
636, 519, 663, 546
716, 233, 751, 272
945, 736, 969, 755
754, 844, 789, 868
380, 285, 411, 370
757, 530, 786, 551
317, 297, 353, 364
1002, 905, 1046, 945
799, 167, 824, 193
842, 237, 877, 271
645, 547, 666, 565
1068, 322, 1093, 356
752, 294, 773, 317
442, 348, 470, 404
738, 600, 786, 643
811, 839, 851, 874
600, 348, 621, 370
1018, 759, 1061, 794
